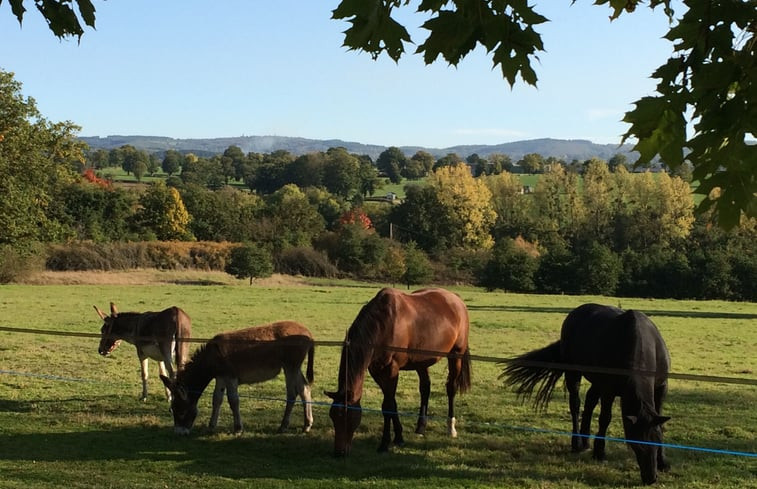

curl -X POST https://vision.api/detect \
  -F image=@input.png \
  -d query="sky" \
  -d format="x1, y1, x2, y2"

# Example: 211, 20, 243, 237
0, 1, 676, 149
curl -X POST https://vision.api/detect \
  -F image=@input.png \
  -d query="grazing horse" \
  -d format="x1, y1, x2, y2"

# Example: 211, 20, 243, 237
500, 303, 671, 485
160, 321, 314, 435
96, 303, 192, 401
325, 287, 472, 456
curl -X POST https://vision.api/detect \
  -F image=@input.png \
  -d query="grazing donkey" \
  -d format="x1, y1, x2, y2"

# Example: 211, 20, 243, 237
160, 321, 315, 435
96, 303, 192, 401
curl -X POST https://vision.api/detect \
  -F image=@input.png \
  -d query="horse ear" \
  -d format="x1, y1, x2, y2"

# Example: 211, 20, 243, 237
110, 302, 118, 317
324, 390, 339, 400
653, 415, 671, 426
625, 415, 638, 425
93, 306, 106, 320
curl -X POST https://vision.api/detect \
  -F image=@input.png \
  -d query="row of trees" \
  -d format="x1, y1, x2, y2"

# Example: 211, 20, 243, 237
1, 69, 754, 299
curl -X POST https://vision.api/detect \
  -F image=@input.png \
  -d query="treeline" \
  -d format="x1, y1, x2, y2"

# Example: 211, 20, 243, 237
1, 69, 754, 300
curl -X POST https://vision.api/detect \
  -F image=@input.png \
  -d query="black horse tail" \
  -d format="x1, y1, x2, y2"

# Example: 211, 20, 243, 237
500, 341, 564, 411
305, 343, 315, 385
455, 348, 472, 394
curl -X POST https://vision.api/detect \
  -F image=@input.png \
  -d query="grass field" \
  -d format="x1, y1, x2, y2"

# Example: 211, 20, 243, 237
0, 271, 755, 488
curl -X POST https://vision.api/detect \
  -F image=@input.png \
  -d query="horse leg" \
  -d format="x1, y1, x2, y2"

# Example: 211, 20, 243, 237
377, 375, 402, 452
579, 385, 600, 451
278, 367, 297, 433
225, 378, 243, 434
209, 378, 225, 431
593, 393, 614, 461
565, 372, 582, 452
415, 368, 430, 435
138, 355, 150, 402
655, 382, 670, 471
445, 355, 462, 438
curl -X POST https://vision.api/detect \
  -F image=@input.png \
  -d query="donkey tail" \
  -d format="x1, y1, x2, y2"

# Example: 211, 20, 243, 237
455, 348, 472, 394
173, 307, 192, 371
305, 343, 315, 384
499, 341, 563, 411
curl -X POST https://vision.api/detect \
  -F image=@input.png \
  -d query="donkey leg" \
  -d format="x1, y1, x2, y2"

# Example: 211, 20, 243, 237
158, 361, 172, 402
579, 385, 600, 451
209, 379, 225, 430
593, 394, 614, 461
415, 368, 431, 435
299, 372, 313, 433
277, 368, 297, 433
138, 356, 150, 401
225, 379, 244, 434
565, 372, 583, 452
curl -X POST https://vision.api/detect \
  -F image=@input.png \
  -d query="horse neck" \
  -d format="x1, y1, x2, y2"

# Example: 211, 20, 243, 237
336, 340, 374, 404
620, 377, 656, 415
177, 348, 216, 401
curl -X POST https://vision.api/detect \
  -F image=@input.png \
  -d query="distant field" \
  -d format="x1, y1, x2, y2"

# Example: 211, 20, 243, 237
0, 272, 754, 488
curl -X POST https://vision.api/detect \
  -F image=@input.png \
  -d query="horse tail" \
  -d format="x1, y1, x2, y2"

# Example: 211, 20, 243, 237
499, 341, 563, 411
456, 348, 472, 394
305, 342, 315, 385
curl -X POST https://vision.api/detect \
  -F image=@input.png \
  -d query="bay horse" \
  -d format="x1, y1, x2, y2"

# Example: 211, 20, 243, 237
500, 303, 671, 485
325, 287, 472, 456
160, 321, 314, 435
95, 303, 192, 401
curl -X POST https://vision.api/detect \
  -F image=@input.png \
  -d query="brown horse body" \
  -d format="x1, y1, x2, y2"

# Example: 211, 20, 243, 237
326, 287, 472, 455
96, 303, 192, 401
161, 321, 315, 435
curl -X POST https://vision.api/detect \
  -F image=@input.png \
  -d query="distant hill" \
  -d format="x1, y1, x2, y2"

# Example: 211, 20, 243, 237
79, 135, 637, 161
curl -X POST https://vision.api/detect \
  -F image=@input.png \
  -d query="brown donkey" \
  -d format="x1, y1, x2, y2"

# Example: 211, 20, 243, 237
95, 303, 192, 401
161, 321, 315, 435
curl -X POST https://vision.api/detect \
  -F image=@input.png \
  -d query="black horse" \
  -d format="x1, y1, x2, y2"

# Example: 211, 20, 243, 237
501, 303, 671, 485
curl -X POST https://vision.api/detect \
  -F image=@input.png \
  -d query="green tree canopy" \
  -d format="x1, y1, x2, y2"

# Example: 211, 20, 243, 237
11, 0, 756, 226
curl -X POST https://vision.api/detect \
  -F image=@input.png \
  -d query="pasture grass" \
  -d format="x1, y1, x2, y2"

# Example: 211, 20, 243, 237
0, 272, 755, 488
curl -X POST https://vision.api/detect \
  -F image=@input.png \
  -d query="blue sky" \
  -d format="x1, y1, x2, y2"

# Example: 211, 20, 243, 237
0, 1, 674, 149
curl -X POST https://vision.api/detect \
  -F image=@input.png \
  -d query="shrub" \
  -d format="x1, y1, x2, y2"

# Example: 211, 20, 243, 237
275, 246, 339, 278
225, 242, 274, 284
0, 244, 44, 283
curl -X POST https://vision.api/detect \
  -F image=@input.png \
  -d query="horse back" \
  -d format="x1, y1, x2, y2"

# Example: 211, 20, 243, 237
378, 287, 470, 365
561, 304, 669, 386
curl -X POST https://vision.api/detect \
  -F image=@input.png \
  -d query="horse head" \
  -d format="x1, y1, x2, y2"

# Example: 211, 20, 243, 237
325, 390, 362, 456
94, 304, 122, 356
623, 410, 670, 485
160, 375, 197, 435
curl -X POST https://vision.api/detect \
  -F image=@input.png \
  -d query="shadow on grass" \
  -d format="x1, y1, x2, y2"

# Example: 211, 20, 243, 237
0, 424, 648, 487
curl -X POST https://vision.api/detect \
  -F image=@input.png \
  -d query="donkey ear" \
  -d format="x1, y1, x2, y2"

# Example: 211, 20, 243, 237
109, 302, 118, 317
93, 306, 106, 320
160, 374, 174, 391
653, 415, 671, 427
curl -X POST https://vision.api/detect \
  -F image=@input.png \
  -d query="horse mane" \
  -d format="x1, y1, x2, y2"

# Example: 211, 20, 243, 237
338, 294, 389, 394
